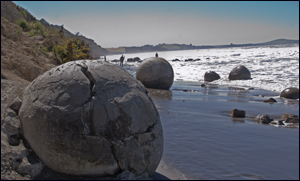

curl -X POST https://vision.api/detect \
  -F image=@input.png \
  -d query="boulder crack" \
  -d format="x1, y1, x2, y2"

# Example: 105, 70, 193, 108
76, 63, 98, 136
77, 63, 96, 98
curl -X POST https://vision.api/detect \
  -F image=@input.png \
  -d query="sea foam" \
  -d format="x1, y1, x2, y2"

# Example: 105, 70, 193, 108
106, 44, 299, 93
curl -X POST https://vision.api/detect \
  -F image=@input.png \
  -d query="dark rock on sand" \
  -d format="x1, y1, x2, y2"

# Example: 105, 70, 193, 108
231, 109, 246, 118
281, 113, 299, 123
257, 114, 274, 124
127, 57, 141, 62
136, 57, 174, 90
204, 71, 221, 82
111, 59, 119, 62
182, 89, 196, 92
277, 120, 285, 125
185, 58, 194, 62
280, 87, 299, 99
18, 60, 164, 177
229, 65, 251, 80
9, 96, 22, 114
133, 57, 141, 62
127, 58, 134, 62
172, 58, 180, 62
262, 98, 277, 103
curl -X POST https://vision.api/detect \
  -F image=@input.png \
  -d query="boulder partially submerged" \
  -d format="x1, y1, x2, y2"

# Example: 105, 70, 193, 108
280, 87, 299, 99
257, 114, 274, 124
204, 71, 220, 82
229, 65, 251, 80
231, 109, 246, 118
18, 60, 163, 177
281, 113, 299, 123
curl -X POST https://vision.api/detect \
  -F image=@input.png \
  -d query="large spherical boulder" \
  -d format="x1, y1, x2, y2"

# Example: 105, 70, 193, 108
280, 87, 299, 99
229, 65, 251, 80
18, 60, 163, 177
136, 57, 174, 90
204, 71, 220, 82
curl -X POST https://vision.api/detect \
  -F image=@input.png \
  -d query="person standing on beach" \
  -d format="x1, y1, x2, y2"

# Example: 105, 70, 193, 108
120, 55, 125, 67
155, 52, 158, 57
104, 56, 106, 61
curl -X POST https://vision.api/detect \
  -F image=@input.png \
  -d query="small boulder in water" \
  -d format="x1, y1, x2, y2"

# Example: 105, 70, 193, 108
262, 98, 277, 103
204, 71, 220, 82
257, 114, 274, 124
280, 87, 299, 99
281, 113, 299, 123
231, 109, 246, 118
277, 120, 285, 125
228, 65, 251, 80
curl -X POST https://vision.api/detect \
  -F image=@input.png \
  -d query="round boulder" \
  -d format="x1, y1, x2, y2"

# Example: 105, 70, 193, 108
229, 65, 251, 80
136, 57, 174, 90
280, 87, 299, 99
204, 71, 220, 82
18, 60, 163, 177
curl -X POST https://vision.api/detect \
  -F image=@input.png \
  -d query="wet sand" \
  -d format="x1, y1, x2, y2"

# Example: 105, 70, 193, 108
151, 81, 299, 180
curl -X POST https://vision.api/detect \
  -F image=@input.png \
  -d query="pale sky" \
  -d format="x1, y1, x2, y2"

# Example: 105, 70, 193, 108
13, 1, 299, 48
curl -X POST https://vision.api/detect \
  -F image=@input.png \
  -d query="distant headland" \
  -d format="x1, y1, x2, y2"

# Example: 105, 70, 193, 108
105, 39, 299, 55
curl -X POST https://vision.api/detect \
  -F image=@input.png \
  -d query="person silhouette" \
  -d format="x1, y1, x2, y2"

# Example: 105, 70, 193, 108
155, 52, 158, 57
120, 55, 125, 67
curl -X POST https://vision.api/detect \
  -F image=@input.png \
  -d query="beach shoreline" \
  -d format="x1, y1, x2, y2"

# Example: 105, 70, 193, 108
1, 78, 298, 180
150, 81, 299, 180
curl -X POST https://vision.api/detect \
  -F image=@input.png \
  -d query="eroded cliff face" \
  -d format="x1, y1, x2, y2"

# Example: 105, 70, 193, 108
1, 1, 25, 23
1, 17, 58, 83
1, 1, 108, 84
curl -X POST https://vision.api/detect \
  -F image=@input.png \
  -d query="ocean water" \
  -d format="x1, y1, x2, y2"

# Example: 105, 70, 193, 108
106, 44, 299, 93
105, 44, 299, 180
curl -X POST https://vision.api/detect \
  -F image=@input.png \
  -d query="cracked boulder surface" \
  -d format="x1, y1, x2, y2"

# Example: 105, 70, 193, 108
136, 57, 174, 90
18, 60, 164, 177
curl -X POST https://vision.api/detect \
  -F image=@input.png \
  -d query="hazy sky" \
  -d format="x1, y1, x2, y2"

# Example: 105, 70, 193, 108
13, 1, 299, 48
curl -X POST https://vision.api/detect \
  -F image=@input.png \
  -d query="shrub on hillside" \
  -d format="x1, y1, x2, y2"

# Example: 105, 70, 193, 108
28, 29, 35, 36
17, 19, 31, 31
20, 11, 26, 18
26, 21, 49, 37
35, 21, 48, 37
56, 38, 90, 63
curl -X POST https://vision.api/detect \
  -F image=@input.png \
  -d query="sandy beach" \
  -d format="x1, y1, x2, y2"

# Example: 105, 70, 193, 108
150, 81, 299, 180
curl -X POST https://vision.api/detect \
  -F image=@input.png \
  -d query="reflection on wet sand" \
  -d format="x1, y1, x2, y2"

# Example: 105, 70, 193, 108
147, 88, 173, 100
149, 81, 298, 180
